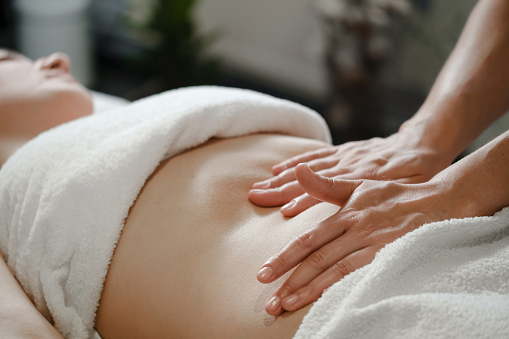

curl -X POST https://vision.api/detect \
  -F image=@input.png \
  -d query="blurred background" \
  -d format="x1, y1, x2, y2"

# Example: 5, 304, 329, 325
0, 0, 506, 149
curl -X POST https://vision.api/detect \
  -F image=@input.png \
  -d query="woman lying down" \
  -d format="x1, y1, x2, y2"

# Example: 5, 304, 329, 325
0, 49, 335, 338
1, 28, 509, 339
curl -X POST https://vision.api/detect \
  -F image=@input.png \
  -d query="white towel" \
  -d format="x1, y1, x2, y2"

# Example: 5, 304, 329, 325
0, 86, 331, 339
295, 207, 509, 338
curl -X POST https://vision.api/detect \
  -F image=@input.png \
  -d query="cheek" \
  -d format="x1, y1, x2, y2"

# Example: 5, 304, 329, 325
0, 81, 38, 104
0, 63, 42, 94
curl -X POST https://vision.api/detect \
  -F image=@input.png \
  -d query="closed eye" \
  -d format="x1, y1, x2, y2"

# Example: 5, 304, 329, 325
0, 53, 13, 62
0, 49, 27, 62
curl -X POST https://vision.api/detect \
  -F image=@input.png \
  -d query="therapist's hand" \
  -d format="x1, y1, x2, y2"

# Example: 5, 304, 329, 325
249, 132, 450, 217
257, 164, 454, 316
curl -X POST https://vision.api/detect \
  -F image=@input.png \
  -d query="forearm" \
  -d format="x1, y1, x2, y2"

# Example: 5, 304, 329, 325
0, 253, 63, 339
401, 0, 509, 163
431, 129, 509, 219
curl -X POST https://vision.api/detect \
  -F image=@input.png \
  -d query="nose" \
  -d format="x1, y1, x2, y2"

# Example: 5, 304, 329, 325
35, 52, 71, 73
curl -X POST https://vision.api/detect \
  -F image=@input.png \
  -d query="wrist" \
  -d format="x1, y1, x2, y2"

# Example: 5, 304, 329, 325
397, 115, 457, 172
399, 92, 473, 166
428, 132, 509, 219
426, 174, 480, 220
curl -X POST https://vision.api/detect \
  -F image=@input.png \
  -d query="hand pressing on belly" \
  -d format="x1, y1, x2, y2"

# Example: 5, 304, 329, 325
256, 164, 458, 316
257, 129, 509, 316
248, 131, 451, 218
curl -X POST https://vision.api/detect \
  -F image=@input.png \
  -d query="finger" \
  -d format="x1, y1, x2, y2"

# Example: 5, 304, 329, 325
279, 247, 378, 313
252, 167, 297, 189
257, 210, 348, 285
264, 246, 371, 316
264, 233, 361, 315
280, 193, 321, 217
295, 164, 362, 206
275, 232, 361, 301
248, 182, 305, 207
272, 147, 337, 175
252, 157, 340, 190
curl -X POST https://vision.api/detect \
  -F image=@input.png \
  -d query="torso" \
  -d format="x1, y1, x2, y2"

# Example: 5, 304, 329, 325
95, 134, 338, 338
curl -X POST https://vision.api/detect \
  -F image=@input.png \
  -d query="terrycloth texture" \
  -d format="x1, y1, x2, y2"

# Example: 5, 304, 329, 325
0, 86, 331, 339
295, 207, 509, 339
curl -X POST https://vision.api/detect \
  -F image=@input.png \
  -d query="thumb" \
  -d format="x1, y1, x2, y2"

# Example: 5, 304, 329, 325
295, 164, 361, 206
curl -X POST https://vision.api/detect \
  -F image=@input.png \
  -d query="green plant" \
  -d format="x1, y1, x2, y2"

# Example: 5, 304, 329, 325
129, 0, 218, 90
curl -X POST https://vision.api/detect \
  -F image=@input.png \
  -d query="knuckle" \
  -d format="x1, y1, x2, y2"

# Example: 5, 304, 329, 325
268, 177, 281, 188
308, 251, 329, 271
281, 280, 299, 295
270, 254, 288, 270
331, 260, 353, 279
295, 231, 315, 251
280, 167, 294, 178
279, 183, 297, 199
262, 179, 274, 188
322, 177, 336, 201
357, 223, 375, 237
326, 177, 335, 190
275, 184, 291, 195
319, 158, 339, 170
373, 156, 388, 167
270, 187, 284, 201
356, 224, 379, 241
300, 284, 321, 303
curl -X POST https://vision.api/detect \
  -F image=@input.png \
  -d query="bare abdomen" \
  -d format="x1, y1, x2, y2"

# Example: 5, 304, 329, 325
95, 134, 337, 338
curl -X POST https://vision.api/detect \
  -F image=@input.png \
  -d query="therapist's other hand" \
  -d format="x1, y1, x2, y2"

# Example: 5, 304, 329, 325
257, 164, 451, 316
249, 132, 448, 217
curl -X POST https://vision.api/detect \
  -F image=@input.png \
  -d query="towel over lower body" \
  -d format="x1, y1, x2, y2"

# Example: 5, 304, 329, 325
2, 86, 509, 339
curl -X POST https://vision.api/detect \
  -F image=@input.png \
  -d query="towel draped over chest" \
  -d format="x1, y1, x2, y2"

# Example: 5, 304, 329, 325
0, 86, 331, 338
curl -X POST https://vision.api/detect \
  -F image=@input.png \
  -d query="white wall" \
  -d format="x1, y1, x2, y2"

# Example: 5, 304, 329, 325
395, 0, 509, 152
397, 0, 478, 92
194, 0, 508, 149
194, 0, 326, 101
194, 0, 477, 102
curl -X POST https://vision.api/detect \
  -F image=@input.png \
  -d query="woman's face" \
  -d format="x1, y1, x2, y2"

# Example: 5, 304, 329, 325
0, 49, 93, 139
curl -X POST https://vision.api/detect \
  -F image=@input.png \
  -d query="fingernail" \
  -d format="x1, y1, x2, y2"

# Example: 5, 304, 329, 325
283, 294, 299, 307
257, 266, 273, 282
266, 296, 280, 312
252, 181, 270, 189
281, 200, 296, 211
